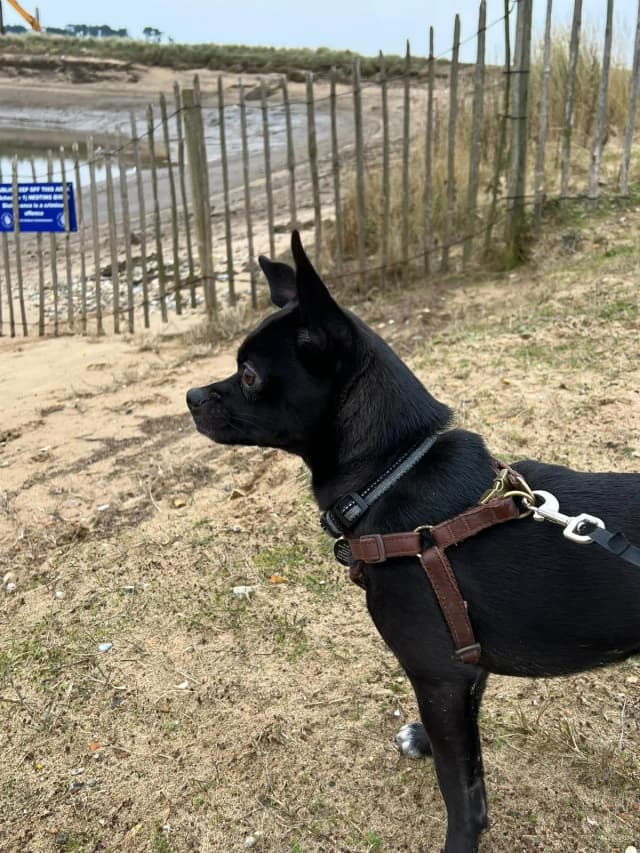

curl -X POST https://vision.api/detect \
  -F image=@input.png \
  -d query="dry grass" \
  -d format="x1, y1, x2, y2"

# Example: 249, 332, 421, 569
1, 204, 640, 852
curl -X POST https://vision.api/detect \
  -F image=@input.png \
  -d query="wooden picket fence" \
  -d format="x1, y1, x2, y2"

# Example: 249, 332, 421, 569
1, 0, 639, 337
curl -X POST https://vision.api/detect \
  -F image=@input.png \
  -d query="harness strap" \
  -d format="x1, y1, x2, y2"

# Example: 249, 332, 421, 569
346, 497, 522, 665
419, 547, 481, 664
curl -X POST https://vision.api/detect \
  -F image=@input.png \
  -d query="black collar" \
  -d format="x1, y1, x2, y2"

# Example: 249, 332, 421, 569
320, 434, 438, 537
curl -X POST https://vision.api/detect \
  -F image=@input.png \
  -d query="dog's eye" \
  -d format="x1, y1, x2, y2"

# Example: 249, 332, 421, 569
241, 364, 258, 389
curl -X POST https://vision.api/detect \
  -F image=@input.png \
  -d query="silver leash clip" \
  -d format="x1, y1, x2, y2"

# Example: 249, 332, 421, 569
523, 489, 606, 544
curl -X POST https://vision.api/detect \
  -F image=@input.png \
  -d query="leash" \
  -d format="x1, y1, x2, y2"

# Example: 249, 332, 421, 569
522, 489, 640, 568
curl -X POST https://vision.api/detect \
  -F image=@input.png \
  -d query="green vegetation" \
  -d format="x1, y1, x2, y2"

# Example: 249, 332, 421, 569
0, 33, 437, 80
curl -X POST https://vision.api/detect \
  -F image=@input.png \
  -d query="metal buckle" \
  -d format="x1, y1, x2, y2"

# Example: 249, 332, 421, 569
359, 534, 387, 563
479, 469, 511, 504
455, 643, 481, 663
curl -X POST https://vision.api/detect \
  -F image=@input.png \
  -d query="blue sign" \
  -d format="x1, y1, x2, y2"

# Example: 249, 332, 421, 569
0, 182, 78, 233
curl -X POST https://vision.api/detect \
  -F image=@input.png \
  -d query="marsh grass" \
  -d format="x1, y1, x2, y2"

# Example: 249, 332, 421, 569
0, 33, 431, 80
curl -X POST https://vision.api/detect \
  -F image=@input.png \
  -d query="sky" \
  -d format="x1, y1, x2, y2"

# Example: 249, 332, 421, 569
10, 0, 640, 63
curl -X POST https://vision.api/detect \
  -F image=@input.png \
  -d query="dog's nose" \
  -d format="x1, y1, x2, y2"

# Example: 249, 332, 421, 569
186, 386, 210, 411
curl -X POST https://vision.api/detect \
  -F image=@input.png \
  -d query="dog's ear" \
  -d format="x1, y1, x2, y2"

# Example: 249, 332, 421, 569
290, 231, 345, 328
258, 255, 297, 308
290, 230, 354, 370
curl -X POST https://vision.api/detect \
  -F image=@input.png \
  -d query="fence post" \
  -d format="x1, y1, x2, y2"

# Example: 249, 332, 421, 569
71, 143, 88, 332
588, 0, 613, 203
160, 92, 183, 314
217, 76, 235, 303
29, 157, 46, 335
238, 79, 257, 308
117, 149, 135, 333
505, 0, 533, 267
353, 57, 366, 288
484, 0, 512, 256
0, 158, 15, 336
129, 112, 150, 328
281, 75, 298, 231
534, 0, 553, 222
442, 15, 460, 273
260, 78, 276, 259
560, 0, 583, 199
11, 157, 28, 335
105, 151, 121, 333
329, 67, 343, 274
463, 0, 487, 264
620, 1, 640, 195
402, 41, 411, 287
174, 83, 196, 305
424, 28, 435, 277
47, 150, 60, 335
194, 76, 216, 313
183, 87, 216, 314
87, 137, 103, 335
147, 104, 168, 322
59, 151, 74, 330
380, 52, 390, 282
306, 72, 322, 262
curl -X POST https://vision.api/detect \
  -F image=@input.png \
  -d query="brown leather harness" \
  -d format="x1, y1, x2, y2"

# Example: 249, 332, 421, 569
342, 465, 532, 666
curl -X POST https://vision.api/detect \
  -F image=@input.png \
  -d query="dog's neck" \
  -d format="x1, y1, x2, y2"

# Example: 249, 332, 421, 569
305, 328, 451, 511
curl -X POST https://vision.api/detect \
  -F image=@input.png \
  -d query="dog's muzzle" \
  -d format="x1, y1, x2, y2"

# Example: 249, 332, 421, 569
186, 386, 219, 412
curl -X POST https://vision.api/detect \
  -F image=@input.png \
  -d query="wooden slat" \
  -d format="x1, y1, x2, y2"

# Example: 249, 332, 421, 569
71, 143, 88, 333
329, 67, 343, 272
484, 0, 512, 255
463, 0, 486, 264
505, 0, 533, 265
560, 0, 583, 198
87, 137, 103, 334
147, 103, 168, 322
0, 158, 15, 336
380, 52, 390, 280
174, 83, 196, 305
402, 41, 411, 287
11, 157, 28, 335
160, 92, 183, 314
260, 78, 276, 258
620, 0, 640, 195
129, 112, 150, 328
105, 151, 120, 333
193, 76, 215, 313
239, 79, 257, 307
217, 76, 235, 302
29, 156, 46, 335
118, 149, 135, 332
423, 28, 435, 276
306, 71, 322, 262
588, 0, 614, 202
442, 15, 460, 273
353, 58, 366, 287
534, 0, 554, 222
281, 75, 298, 230
47, 150, 60, 334
59, 148, 74, 330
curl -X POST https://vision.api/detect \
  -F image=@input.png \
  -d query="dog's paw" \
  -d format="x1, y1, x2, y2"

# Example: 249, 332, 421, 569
395, 722, 432, 759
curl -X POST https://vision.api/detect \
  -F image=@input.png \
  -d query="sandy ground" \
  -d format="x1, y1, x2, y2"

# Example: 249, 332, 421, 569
1, 201, 639, 851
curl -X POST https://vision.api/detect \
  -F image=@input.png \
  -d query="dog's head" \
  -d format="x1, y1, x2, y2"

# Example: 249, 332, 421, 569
186, 232, 361, 456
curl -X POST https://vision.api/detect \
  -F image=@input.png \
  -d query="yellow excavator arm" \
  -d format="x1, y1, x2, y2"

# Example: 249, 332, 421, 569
4, 0, 41, 31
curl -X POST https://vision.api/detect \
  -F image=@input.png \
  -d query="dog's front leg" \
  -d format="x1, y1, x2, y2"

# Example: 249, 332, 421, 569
408, 671, 488, 853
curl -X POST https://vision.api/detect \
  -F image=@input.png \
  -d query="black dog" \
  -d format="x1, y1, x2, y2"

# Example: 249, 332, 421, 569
187, 232, 640, 852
